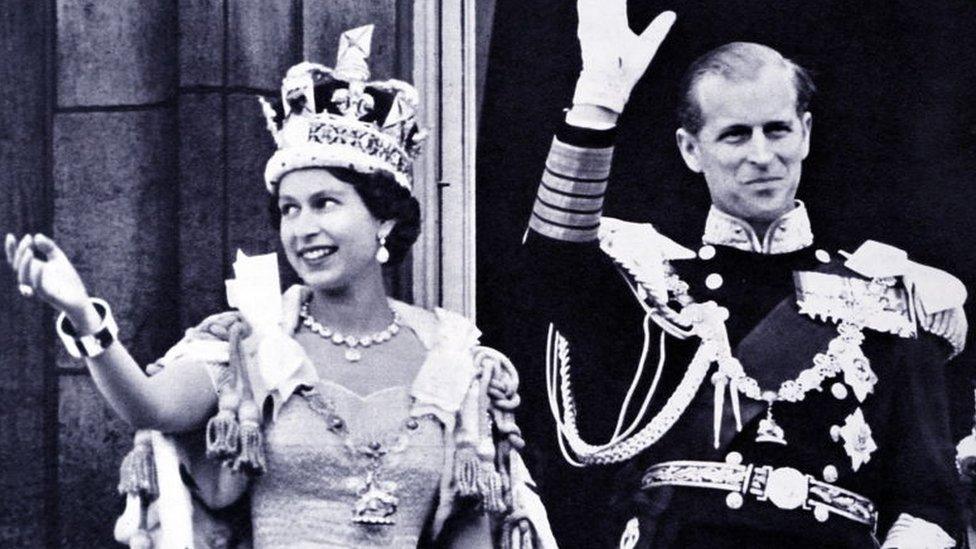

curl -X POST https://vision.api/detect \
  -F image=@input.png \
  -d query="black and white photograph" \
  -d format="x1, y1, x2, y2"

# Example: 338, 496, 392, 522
1, 1, 975, 547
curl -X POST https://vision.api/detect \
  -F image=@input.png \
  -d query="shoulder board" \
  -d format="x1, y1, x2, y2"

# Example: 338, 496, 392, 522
598, 217, 695, 304
844, 239, 966, 314
796, 240, 968, 355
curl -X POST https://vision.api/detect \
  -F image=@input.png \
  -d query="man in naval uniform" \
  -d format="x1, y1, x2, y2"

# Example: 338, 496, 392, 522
516, 1, 969, 547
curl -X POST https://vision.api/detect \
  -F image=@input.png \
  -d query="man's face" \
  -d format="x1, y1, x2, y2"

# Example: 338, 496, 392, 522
676, 64, 812, 227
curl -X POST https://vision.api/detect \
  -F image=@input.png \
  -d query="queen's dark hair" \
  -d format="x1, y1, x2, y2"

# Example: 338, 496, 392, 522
268, 167, 421, 266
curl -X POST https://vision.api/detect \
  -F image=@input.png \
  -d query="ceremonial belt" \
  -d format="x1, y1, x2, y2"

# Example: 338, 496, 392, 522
641, 457, 877, 531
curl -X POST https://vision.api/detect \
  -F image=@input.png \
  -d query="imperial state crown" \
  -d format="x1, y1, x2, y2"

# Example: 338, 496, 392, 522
261, 25, 426, 192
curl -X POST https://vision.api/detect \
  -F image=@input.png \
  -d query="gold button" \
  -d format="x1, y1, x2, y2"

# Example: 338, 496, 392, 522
705, 273, 724, 290
822, 465, 839, 483
725, 492, 743, 509
698, 245, 716, 260
815, 249, 831, 263
831, 382, 848, 400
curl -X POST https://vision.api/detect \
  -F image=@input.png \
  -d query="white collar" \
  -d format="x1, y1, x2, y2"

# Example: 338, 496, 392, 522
702, 201, 813, 255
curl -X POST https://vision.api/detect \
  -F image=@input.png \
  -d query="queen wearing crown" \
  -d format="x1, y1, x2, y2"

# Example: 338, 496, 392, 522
5, 26, 553, 549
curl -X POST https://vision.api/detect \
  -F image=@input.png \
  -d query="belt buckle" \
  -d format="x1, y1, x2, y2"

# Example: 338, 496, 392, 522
757, 466, 809, 511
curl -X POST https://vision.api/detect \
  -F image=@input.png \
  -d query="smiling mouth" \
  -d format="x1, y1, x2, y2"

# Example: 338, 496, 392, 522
743, 176, 784, 185
298, 245, 338, 260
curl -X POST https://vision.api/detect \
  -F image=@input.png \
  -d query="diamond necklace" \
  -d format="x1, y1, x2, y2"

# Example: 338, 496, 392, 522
299, 303, 402, 362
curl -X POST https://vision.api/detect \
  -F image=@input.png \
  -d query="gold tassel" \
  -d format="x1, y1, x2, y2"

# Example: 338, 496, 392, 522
229, 320, 266, 476
473, 363, 502, 507
128, 528, 153, 549
495, 441, 515, 510
205, 390, 241, 460
478, 461, 507, 514
504, 519, 535, 549
502, 521, 515, 549
454, 446, 480, 497
207, 326, 244, 460
127, 494, 154, 549
519, 519, 535, 549
118, 431, 158, 499
231, 399, 266, 476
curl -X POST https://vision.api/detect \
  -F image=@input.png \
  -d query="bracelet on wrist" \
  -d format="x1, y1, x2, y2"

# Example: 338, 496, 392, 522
56, 298, 118, 359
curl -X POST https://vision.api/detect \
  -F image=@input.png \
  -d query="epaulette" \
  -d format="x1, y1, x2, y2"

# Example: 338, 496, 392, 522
597, 217, 695, 304
795, 240, 967, 356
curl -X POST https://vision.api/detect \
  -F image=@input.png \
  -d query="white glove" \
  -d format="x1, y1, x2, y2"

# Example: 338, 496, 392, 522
880, 513, 955, 548
573, 0, 676, 113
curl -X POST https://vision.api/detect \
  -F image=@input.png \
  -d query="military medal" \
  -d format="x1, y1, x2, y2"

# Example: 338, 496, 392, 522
546, 224, 893, 466
829, 408, 877, 471
755, 400, 787, 445
709, 276, 891, 450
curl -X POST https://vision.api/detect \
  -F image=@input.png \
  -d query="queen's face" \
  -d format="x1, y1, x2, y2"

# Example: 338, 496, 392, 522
277, 169, 386, 291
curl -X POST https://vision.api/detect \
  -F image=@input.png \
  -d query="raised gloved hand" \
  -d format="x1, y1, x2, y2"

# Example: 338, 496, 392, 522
573, 0, 676, 114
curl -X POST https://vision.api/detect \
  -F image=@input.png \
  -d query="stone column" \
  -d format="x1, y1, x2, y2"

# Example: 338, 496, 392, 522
54, 1, 179, 545
0, 2, 57, 546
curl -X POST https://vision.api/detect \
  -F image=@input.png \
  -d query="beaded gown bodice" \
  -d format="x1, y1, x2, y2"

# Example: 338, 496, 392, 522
251, 381, 445, 548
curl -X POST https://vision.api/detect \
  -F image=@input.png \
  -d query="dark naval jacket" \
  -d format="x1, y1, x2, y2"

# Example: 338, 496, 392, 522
513, 122, 967, 548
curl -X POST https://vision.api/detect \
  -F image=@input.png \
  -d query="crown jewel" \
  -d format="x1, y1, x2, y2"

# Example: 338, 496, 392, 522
262, 25, 426, 192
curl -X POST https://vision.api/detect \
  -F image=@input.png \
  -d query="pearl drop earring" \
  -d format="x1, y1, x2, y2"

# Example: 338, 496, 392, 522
376, 235, 390, 264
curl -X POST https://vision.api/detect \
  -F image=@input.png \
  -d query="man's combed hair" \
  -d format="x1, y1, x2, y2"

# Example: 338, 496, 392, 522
268, 167, 421, 266
677, 42, 816, 135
